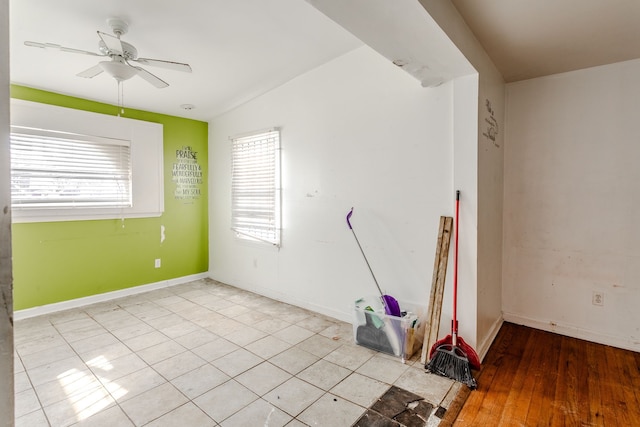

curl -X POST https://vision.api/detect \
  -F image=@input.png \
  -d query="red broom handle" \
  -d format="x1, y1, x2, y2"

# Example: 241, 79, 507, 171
452, 190, 460, 346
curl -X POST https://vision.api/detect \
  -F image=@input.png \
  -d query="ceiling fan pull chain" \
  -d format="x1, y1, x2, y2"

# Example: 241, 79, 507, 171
121, 81, 125, 115
116, 80, 125, 117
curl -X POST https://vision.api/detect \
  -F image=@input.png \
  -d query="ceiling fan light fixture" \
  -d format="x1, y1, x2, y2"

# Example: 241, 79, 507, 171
99, 60, 137, 82
25, 18, 191, 88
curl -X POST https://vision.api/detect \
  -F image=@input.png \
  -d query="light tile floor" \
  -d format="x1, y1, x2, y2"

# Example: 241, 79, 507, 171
14, 279, 459, 426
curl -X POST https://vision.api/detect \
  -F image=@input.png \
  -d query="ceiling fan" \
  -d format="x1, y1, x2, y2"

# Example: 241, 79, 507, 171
24, 18, 192, 88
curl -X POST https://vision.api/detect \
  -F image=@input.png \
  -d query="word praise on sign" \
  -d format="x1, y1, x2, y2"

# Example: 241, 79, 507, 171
172, 146, 203, 201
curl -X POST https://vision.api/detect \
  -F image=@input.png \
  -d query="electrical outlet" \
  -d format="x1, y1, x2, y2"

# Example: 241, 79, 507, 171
154, 259, 161, 268
592, 291, 604, 306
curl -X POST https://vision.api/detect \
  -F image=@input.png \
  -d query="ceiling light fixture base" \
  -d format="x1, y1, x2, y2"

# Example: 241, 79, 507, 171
107, 18, 129, 37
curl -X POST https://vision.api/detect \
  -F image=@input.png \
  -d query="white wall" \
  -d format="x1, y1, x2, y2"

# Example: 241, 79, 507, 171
303, 0, 489, 354
418, 0, 506, 357
209, 46, 457, 322
476, 74, 505, 357
503, 59, 640, 352
451, 74, 480, 352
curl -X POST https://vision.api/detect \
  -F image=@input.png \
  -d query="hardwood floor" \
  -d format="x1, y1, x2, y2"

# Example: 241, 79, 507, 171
452, 322, 640, 426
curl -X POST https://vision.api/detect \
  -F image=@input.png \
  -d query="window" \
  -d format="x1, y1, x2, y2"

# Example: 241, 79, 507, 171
11, 99, 164, 223
231, 129, 281, 246
10, 127, 132, 209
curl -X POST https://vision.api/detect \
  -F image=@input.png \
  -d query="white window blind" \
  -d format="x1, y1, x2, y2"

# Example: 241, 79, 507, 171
10, 126, 132, 209
231, 129, 281, 246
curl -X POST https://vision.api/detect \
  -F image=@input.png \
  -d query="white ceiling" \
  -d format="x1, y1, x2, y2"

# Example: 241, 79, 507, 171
10, 1, 640, 121
308, 0, 475, 87
451, 0, 640, 82
9, 0, 363, 121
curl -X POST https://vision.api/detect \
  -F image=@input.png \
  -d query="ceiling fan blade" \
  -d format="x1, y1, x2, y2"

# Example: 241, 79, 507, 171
24, 41, 102, 56
132, 66, 169, 88
133, 57, 192, 73
97, 31, 123, 55
77, 64, 104, 78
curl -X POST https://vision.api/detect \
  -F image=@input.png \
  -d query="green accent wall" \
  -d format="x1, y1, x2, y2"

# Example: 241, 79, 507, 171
11, 85, 209, 310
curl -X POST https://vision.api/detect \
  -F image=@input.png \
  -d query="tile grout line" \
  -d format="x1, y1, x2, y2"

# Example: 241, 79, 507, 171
15, 279, 457, 426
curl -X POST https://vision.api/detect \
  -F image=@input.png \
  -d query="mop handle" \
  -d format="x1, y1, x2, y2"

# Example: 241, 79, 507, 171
346, 208, 385, 298
346, 208, 355, 230
452, 191, 460, 346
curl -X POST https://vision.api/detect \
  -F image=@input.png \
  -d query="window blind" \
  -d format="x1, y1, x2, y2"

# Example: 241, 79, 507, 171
10, 127, 132, 209
231, 129, 280, 245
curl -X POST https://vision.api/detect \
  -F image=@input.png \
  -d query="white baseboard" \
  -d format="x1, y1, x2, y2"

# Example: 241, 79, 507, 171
14, 272, 209, 321
477, 316, 504, 362
503, 311, 640, 353
207, 273, 352, 324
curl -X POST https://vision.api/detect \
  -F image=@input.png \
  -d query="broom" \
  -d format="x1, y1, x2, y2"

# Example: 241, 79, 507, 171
426, 190, 480, 389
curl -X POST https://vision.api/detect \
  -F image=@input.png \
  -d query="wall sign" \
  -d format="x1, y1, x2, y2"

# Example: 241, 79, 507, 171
172, 145, 203, 200
482, 98, 500, 148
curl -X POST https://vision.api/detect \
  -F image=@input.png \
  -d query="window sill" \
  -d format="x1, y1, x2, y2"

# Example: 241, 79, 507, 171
12, 208, 163, 223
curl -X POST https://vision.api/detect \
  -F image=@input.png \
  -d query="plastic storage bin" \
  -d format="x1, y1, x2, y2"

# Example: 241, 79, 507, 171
353, 296, 420, 362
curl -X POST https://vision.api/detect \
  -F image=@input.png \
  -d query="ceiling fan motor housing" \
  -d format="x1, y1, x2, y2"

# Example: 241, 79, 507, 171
99, 40, 138, 60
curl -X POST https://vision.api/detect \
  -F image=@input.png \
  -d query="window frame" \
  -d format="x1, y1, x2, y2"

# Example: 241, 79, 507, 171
230, 128, 281, 247
10, 99, 164, 223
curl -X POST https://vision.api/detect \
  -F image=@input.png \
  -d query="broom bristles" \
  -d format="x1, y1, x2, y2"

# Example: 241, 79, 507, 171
427, 344, 477, 389
429, 335, 481, 371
